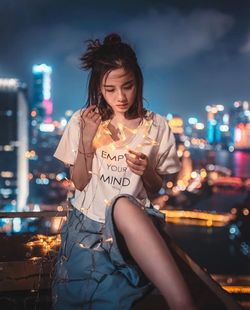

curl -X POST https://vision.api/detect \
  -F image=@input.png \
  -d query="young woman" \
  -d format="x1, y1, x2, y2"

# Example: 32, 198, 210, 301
53, 33, 195, 309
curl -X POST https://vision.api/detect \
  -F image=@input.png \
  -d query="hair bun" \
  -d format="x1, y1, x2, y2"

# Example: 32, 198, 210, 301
80, 39, 101, 70
103, 33, 121, 45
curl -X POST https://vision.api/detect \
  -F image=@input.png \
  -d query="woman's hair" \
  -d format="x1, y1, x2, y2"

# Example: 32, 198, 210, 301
80, 33, 146, 120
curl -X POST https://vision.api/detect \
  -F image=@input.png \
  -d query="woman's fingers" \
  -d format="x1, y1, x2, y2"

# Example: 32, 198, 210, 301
126, 154, 144, 166
126, 149, 147, 164
92, 114, 101, 122
125, 149, 148, 176
127, 161, 145, 171
127, 148, 140, 157
128, 149, 146, 160
82, 105, 97, 118
81, 106, 101, 123
126, 163, 144, 175
126, 155, 147, 176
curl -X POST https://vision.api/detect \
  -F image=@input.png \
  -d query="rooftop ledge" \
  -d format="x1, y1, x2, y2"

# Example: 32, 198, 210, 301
0, 211, 243, 309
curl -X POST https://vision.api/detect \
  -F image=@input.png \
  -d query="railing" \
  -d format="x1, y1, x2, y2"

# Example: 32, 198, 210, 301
0, 211, 68, 218
0, 211, 242, 310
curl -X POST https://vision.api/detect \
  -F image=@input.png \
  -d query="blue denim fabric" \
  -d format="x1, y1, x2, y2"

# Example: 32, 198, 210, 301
52, 194, 165, 310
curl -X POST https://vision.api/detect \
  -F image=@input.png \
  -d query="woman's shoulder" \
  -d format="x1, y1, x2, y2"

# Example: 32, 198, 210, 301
145, 110, 169, 128
67, 108, 85, 126
61, 109, 83, 135
70, 109, 82, 121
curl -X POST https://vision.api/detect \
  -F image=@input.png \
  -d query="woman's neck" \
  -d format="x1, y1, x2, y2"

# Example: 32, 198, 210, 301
111, 115, 126, 123
111, 114, 141, 126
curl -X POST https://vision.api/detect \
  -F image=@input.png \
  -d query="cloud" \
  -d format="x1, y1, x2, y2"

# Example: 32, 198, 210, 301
122, 8, 234, 67
15, 24, 111, 71
14, 24, 92, 68
8, 8, 234, 71
240, 32, 250, 53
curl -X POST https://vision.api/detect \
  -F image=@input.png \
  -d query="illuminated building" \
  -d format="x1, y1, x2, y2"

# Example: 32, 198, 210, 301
28, 118, 68, 205
229, 101, 250, 149
0, 79, 29, 211
186, 117, 206, 141
206, 105, 225, 145
234, 123, 250, 149
29, 65, 68, 205
31, 64, 53, 146
32, 64, 53, 124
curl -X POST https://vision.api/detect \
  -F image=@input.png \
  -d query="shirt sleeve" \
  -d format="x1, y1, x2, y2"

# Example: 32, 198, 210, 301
155, 118, 181, 175
53, 110, 81, 165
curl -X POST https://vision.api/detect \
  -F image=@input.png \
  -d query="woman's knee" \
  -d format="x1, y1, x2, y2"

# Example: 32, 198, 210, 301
113, 197, 132, 228
113, 197, 149, 234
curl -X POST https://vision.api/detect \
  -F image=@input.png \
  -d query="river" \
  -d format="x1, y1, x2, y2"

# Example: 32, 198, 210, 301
166, 148, 250, 275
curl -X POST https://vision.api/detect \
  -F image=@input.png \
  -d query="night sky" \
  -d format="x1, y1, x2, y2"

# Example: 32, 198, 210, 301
1, 0, 250, 122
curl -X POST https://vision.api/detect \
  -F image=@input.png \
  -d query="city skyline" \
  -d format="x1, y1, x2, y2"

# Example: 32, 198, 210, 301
1, 0, 250, 121
1, 3, 250, 305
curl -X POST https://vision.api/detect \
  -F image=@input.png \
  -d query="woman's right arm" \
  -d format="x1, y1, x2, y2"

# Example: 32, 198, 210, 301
70, 141, 94, 191
70, 105, 101, 191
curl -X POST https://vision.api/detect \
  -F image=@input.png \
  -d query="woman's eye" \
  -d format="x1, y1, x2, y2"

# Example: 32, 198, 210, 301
105, 85, 133, 92
124, 85, 133, 90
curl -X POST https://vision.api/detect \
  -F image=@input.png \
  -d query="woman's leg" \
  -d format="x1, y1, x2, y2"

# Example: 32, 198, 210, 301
113, 197, 195, 310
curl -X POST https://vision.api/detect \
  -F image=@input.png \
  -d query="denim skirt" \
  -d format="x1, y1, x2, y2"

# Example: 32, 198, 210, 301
52, 194, 165, 310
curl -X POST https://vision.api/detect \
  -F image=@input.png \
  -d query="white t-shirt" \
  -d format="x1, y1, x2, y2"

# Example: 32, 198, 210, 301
54, 109, 181, 223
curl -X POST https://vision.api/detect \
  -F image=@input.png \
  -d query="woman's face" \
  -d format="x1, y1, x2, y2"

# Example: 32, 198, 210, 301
100, 67, 137, 117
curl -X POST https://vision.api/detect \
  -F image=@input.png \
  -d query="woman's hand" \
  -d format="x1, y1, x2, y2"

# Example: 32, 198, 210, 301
126, 149, 163, 194
125, 149, 148, 176
80, 105, 101, 149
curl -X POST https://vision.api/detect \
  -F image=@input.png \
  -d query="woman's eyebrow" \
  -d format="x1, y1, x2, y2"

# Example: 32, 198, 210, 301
103, 79, 134, 87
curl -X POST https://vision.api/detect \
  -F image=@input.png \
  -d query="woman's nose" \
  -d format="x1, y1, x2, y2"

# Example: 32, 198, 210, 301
117, 89, 126, 101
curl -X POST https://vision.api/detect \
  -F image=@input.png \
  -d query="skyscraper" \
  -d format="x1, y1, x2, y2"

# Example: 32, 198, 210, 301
229, 101, 250, 149
0, 79, 29, 211
32, 64, 53, 124
206, 105, 224, 145
29, 64, 68, 206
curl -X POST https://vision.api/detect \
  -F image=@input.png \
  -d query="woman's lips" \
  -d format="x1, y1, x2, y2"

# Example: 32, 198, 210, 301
116, 103, 128, 108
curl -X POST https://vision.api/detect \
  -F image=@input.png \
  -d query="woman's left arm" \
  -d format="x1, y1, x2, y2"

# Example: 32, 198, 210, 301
142, 161, 163, 194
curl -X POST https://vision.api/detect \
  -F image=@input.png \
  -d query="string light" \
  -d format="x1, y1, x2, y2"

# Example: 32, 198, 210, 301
26, 112, 182, 306
25, 234, 61, 255
79, 243, 87, 248
103, 237, 113, 243
46, 112, 163, 305
110, 143, 116, 150
88, 170, 98, 176
117, 123, 127, 141
90, 115, 160, 214
129, 153, 137, 159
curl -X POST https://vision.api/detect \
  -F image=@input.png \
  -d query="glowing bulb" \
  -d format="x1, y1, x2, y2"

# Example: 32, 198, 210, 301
243, 208, 249, 216
166, 181, 173, 188
104, 199, 112, 206
231, 208, 237, 215
129, 153, 137, 159
207, 220, 213, 227
104, 237, 113, 243
79, 243, 86, 248
110, 143, 116, 150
